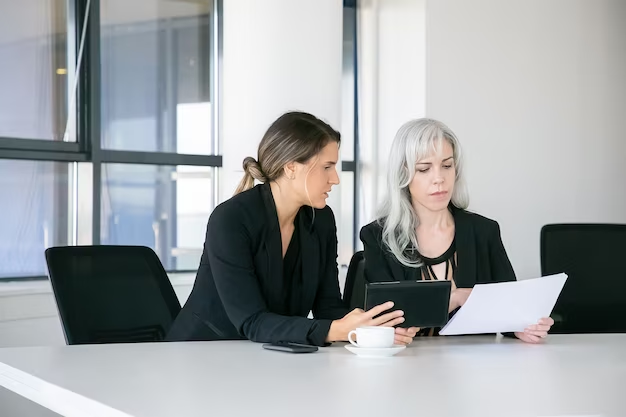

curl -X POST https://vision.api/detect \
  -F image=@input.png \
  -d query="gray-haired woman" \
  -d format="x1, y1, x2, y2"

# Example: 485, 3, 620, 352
360, 118, 553, 343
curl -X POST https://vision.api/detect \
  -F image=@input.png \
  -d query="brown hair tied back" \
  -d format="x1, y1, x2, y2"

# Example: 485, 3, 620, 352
234, 112, 340, 195
235, 157, 268, 194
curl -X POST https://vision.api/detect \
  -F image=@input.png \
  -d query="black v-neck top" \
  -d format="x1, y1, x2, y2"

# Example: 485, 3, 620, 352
279, 222, 303, 316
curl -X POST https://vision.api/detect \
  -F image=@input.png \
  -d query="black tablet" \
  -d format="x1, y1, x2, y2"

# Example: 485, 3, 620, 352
365, 280, 452, 329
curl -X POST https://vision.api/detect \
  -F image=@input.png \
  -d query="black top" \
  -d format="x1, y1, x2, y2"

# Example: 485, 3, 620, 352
417, 238, 457, 336
419, 238, 457, 281
360, 206, 516, 287
280, 222, 303, 316
166, 183, 349, 346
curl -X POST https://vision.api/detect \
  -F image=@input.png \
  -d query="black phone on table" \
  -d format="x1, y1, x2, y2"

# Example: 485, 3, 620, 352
262, 341, 319, 353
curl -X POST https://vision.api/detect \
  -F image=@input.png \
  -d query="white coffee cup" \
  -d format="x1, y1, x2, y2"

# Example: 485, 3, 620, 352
348, 326, 395, 348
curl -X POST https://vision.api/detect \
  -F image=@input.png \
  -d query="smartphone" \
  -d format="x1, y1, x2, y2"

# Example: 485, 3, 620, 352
262, 341, 319, 354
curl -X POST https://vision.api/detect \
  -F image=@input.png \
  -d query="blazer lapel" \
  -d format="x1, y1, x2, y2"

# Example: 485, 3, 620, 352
453, 207, 477, 287
298, 207, 320, 312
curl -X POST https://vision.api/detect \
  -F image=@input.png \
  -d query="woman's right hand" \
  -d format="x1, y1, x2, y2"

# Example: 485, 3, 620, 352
326, 302, 404, 342
449, 288, 472, 312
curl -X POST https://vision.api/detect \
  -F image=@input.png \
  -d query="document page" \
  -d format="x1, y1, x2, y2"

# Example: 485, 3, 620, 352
440, 273, 567, 335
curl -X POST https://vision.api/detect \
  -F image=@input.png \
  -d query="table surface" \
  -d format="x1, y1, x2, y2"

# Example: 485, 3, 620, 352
0, 334, 624, 417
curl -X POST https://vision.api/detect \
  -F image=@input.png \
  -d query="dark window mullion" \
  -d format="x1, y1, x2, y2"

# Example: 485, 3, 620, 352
0, 138, 81, 153
76, 0, 102, 244
342, 160, 356, 172
344, 1, 360, 252
99, 150, 222, 167
0, 149, 88, 163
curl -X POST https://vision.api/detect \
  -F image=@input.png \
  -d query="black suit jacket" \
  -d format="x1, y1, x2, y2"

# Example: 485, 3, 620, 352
360, 207, 517, 287
166, 183, 348, 346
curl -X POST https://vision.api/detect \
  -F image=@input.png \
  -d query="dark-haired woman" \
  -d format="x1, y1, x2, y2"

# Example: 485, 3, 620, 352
167, 112, 418, 346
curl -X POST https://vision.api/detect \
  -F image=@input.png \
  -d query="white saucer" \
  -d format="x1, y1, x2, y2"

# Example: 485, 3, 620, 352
344, 344, 406, 358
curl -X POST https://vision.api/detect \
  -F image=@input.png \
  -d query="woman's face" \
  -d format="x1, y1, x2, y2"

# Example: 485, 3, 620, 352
408, 139, 456, 213
293, 141, 340, 209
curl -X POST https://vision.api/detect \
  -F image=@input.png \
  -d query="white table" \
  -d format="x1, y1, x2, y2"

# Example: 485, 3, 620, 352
0, 335, 624, 417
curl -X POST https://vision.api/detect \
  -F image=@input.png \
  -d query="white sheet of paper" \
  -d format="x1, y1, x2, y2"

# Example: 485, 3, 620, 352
439, 273, 567, 335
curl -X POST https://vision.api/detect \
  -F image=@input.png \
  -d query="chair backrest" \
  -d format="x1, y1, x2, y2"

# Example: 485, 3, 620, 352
45, 245, 182, 345
541, 224, 626, 334
343, 251, 366, 310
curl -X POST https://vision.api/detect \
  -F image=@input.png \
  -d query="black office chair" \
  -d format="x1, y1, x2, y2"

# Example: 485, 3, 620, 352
45, 245, 182, 345
541, 224, 626, 334
343, 251, 366, 310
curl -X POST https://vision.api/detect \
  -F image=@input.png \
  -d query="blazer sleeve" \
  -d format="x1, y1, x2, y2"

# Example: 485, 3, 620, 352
206, 204, 332, 346
489, 222, 517, 283
312, 208, 350, 321
360, 224, 396, 283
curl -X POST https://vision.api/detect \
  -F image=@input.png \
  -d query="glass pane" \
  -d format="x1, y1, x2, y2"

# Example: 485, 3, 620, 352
338, 171, 355, 268
100, 0, 213, 154
101, 164, 214, 270
0, 160, 70, 278
341, 6, 356, 161
0, 1, 68, 140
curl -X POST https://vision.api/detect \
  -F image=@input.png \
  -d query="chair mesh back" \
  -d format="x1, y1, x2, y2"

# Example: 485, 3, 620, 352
45, 246, 181, 344
541, 224, 626, 333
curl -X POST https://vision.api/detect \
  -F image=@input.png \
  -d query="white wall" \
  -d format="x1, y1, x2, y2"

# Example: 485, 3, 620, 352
357, 0, 427, 236
221, 0, 351, 265
221, 0, 343, 201
426, 0, 626, 278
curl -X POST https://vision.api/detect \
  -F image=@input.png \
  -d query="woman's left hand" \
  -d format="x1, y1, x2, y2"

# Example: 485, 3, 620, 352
514, 317, 554, 344
394, 327, 419, 345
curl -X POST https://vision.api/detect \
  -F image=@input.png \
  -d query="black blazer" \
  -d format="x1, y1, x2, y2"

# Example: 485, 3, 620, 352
360, 207, 517, 287
166, 183, 348, 346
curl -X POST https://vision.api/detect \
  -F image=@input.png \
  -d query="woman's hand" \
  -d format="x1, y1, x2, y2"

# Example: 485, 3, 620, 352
394, 327, 420, 345
326, 302, 405, 342
449, 288, 472, 312
514, 317, 554, 343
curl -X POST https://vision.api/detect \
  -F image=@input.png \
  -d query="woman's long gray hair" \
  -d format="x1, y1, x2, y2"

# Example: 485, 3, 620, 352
377, 118, 469, 268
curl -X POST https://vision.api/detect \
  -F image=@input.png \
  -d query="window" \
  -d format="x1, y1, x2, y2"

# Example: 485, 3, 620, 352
338, 2, 359, 267
0, 1, 69, 141
101, 164, 213, 270
0, 0, 219, 280
100, 0, 213, 154
96, 1, 217, 270
338, 171, 355, 268
0, 160, 71, 278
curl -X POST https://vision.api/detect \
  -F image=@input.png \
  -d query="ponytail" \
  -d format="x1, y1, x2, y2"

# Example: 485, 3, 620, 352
234, 157, 267, 195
